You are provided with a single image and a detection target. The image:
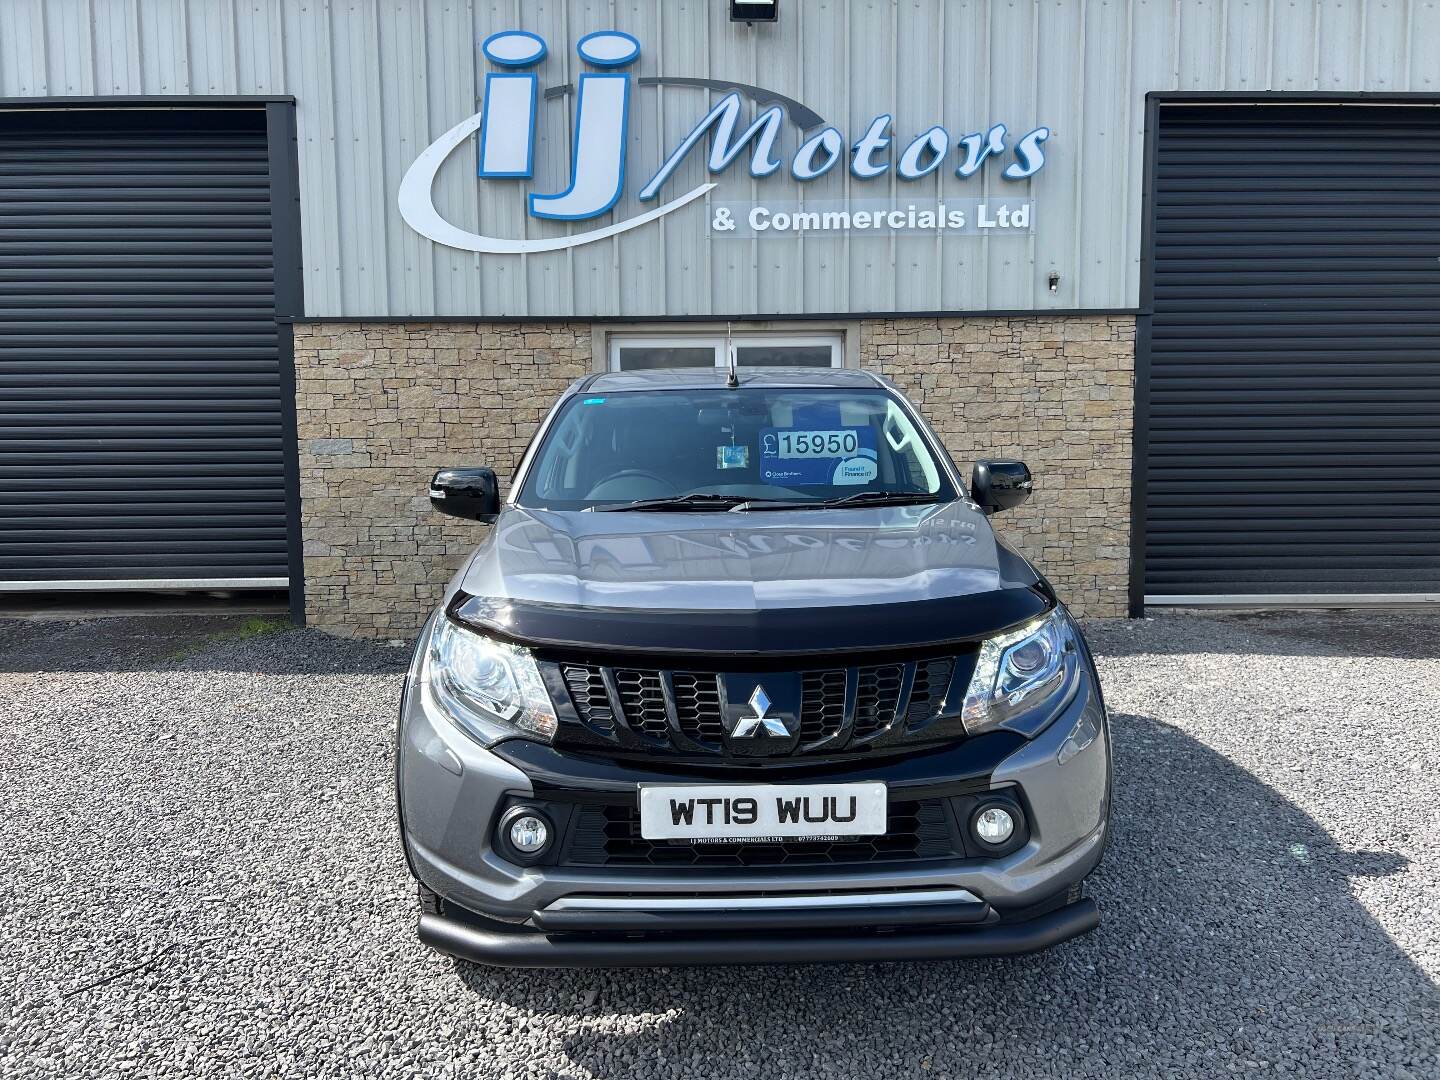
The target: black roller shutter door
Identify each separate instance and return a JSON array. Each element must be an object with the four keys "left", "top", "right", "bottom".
[
  {"left": 0, "top": 108, "right": 289, "bottom": 589},
  {"left": 1144, "top": 104, "right": 1440, "bottom": 601}
]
